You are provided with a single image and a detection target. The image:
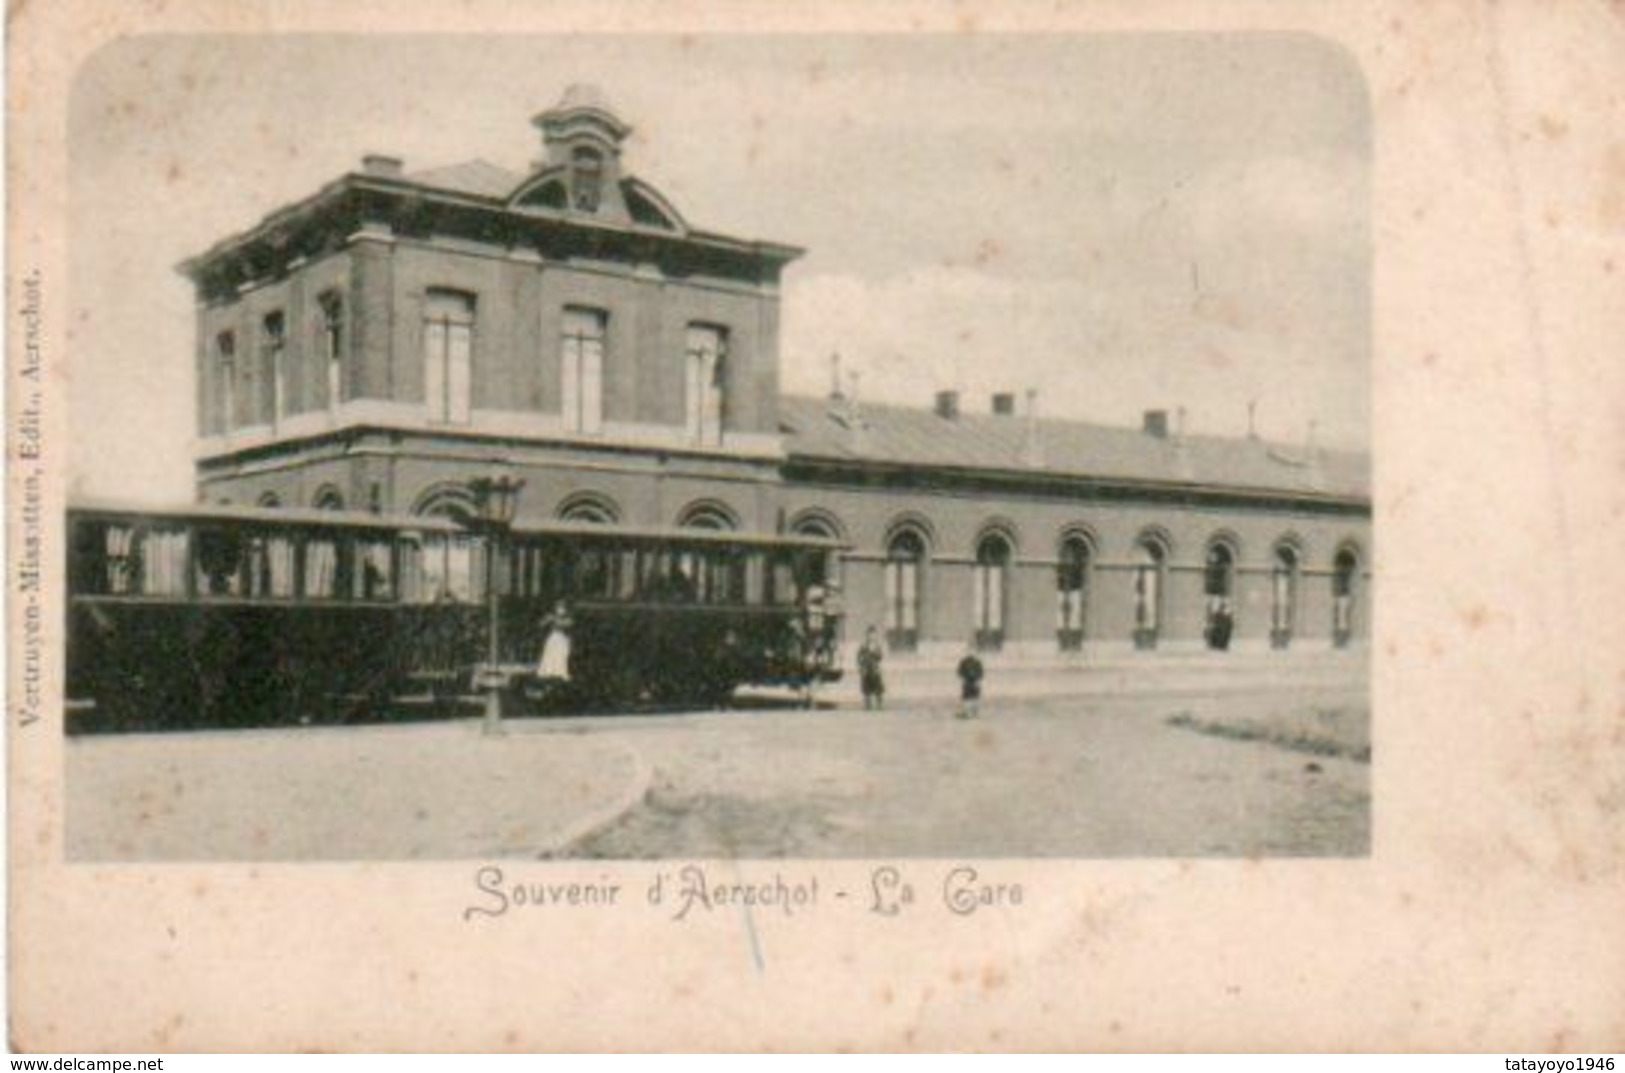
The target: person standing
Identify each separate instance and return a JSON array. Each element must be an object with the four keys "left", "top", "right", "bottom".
[
  {"left": 536, "top": 600, "right": 574, "bottom": 693},
  {"left": 956, "top": 641, "right": 985, "bottom": 720},
  {"left": 858, "top": 626, "right": 886, "bottom": 710}
]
